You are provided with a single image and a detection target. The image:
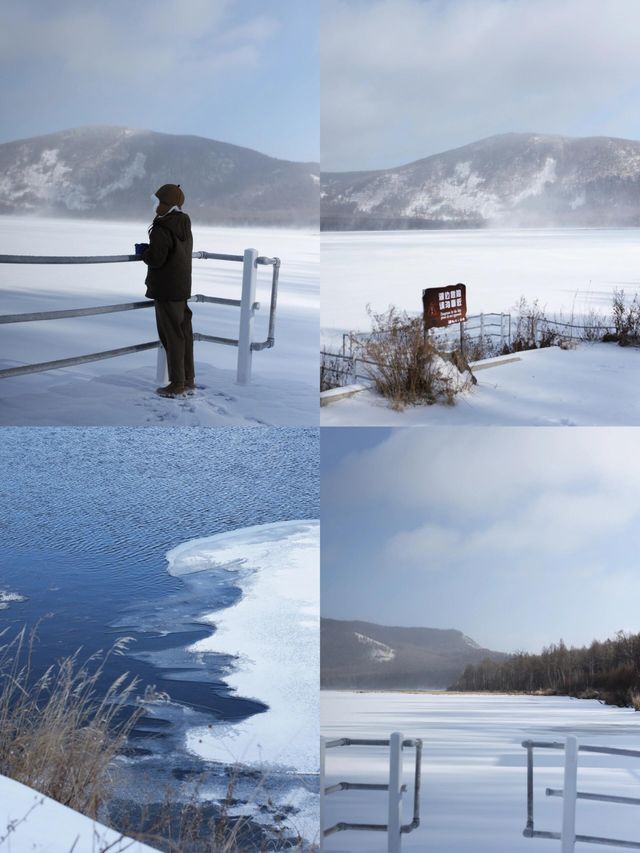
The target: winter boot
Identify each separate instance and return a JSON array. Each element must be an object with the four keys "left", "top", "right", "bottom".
[{"left": 156, "top": 382, "right": 186, "bottom": 397}]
